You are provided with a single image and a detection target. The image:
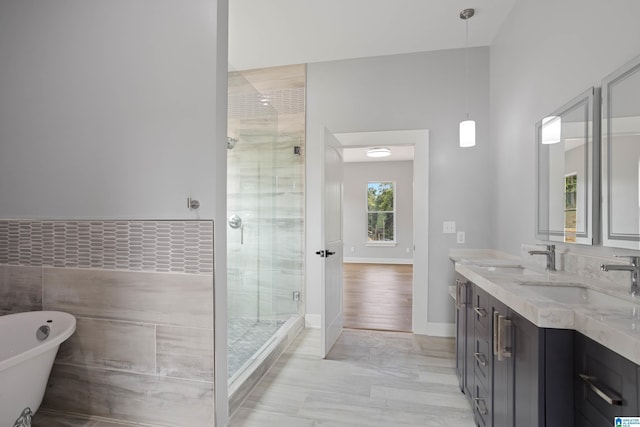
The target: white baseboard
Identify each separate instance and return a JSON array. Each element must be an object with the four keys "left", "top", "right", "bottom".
[
  {"left": 343, "top": 257, "right": 413, "bottom": 265},
  {"left": 305, "top": 314, "right": 321, "bottom": 329},
  {"left": 424, "top": 322, "right": 455, "bottom": 337}
]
